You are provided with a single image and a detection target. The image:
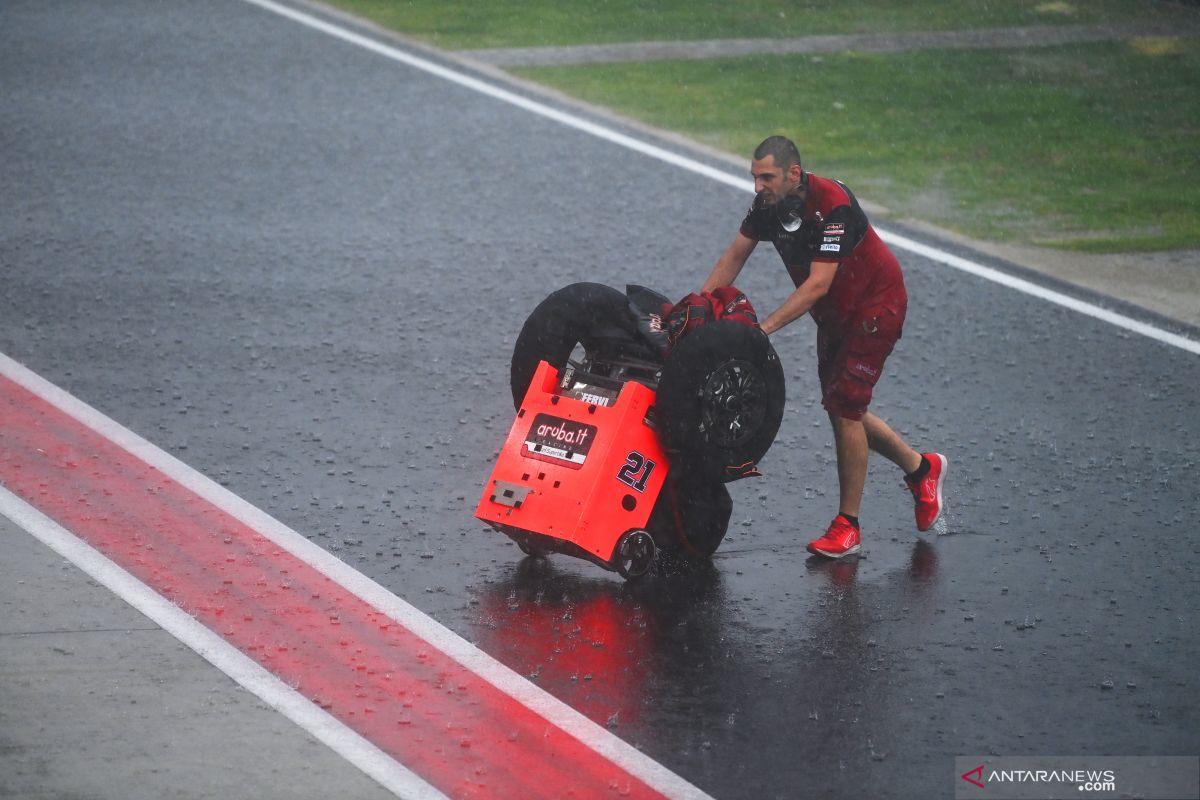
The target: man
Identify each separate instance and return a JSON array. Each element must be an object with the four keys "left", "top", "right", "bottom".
[{"left": 702, "top": 135, "right": 946, "bottom": 558}]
